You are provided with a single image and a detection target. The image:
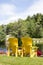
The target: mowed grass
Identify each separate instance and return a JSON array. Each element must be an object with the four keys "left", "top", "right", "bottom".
[{"left": 0, "top": 55, "right": 43, "bottom": 65}]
